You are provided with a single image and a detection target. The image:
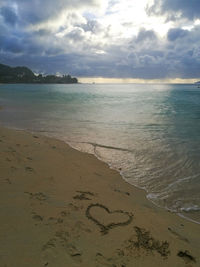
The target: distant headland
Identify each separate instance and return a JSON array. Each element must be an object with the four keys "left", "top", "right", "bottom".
[{"left": 0, "top": 63, "right": 78, "bottom": 84}]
